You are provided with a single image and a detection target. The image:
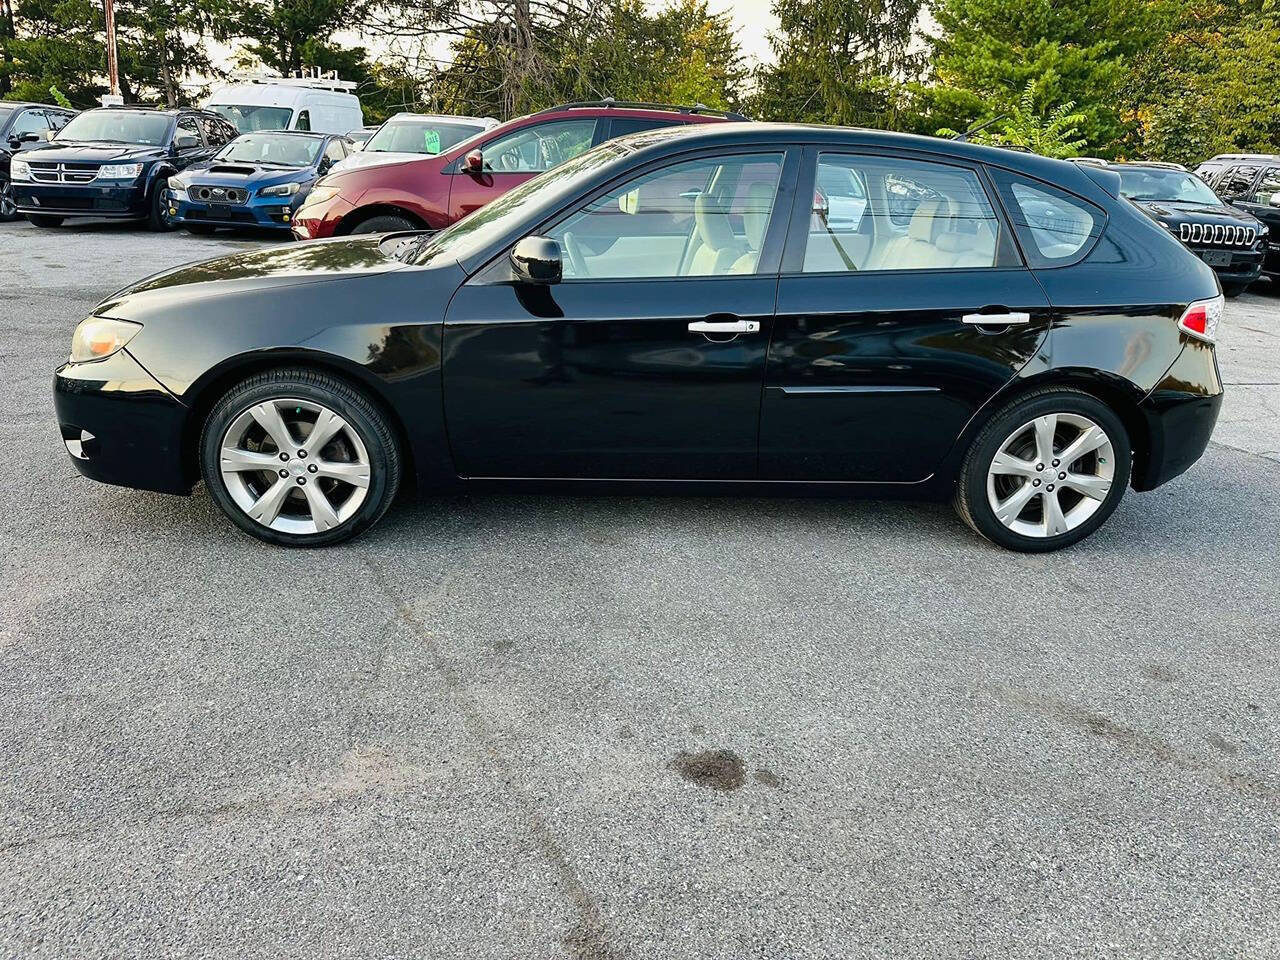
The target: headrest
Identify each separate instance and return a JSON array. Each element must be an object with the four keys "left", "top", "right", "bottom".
[
  {"left": 695, "top": 192, "right": 737, "bottom": 251},
  {"left": 742, "top": 181, "right": 774, "bottom": 249},
  {"left": 907, "top": 198, "right": 946, "bottom": 242}
]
